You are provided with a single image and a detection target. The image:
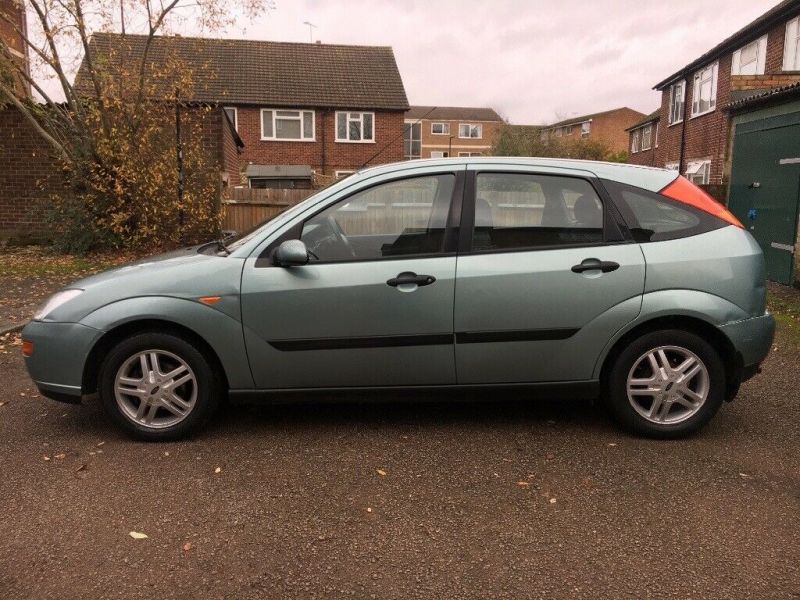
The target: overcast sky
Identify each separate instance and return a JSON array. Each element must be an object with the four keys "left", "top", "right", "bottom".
[{"left": 217, "top": 0, "right": 777, "bottom": 124}]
